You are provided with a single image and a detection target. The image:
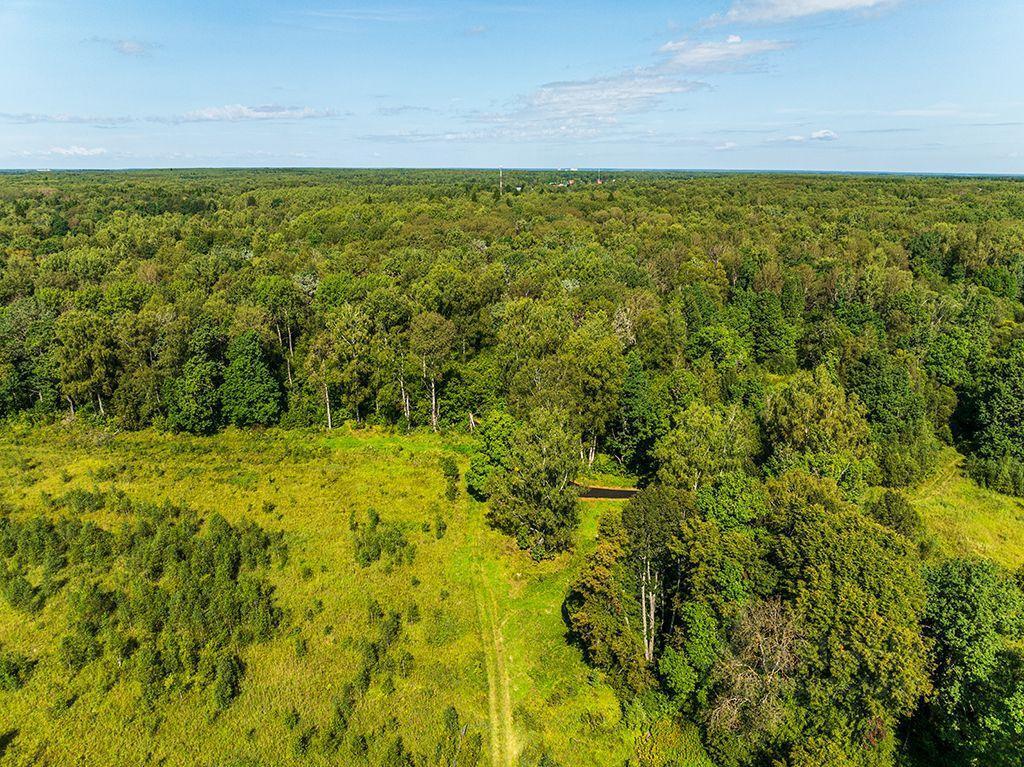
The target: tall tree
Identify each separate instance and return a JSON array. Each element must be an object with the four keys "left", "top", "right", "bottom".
[
  {"left": 487, "top": 410, "right": 581, "bottom": 558},
  {"left": 409, "top": 311, "right": 456, "bottom": 431},
  {"left": 55, "top": 310, "right": 118, "bottom": 416},
  {"left": 654, "top": 403, "right": 757, "bottom": 492},
  {"left": 219, "top": 331, "right": 281, "bottom": 427}
]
